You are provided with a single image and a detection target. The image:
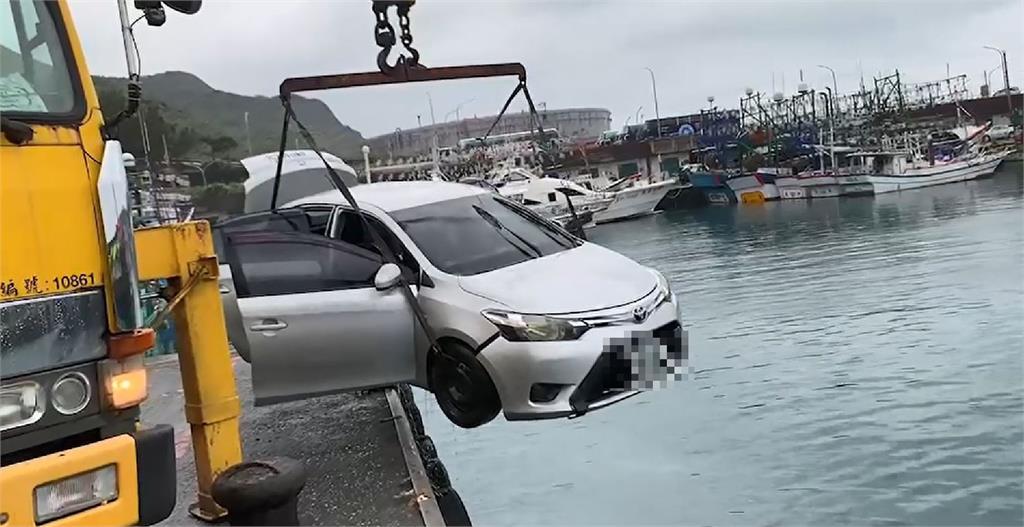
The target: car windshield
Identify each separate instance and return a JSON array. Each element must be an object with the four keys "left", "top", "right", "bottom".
[
  {"left": 0, "top": 0, "right": 78, "bottom": 117},
  {"left": 391, "top": 193, "right": 581, "bottom": 276}
]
